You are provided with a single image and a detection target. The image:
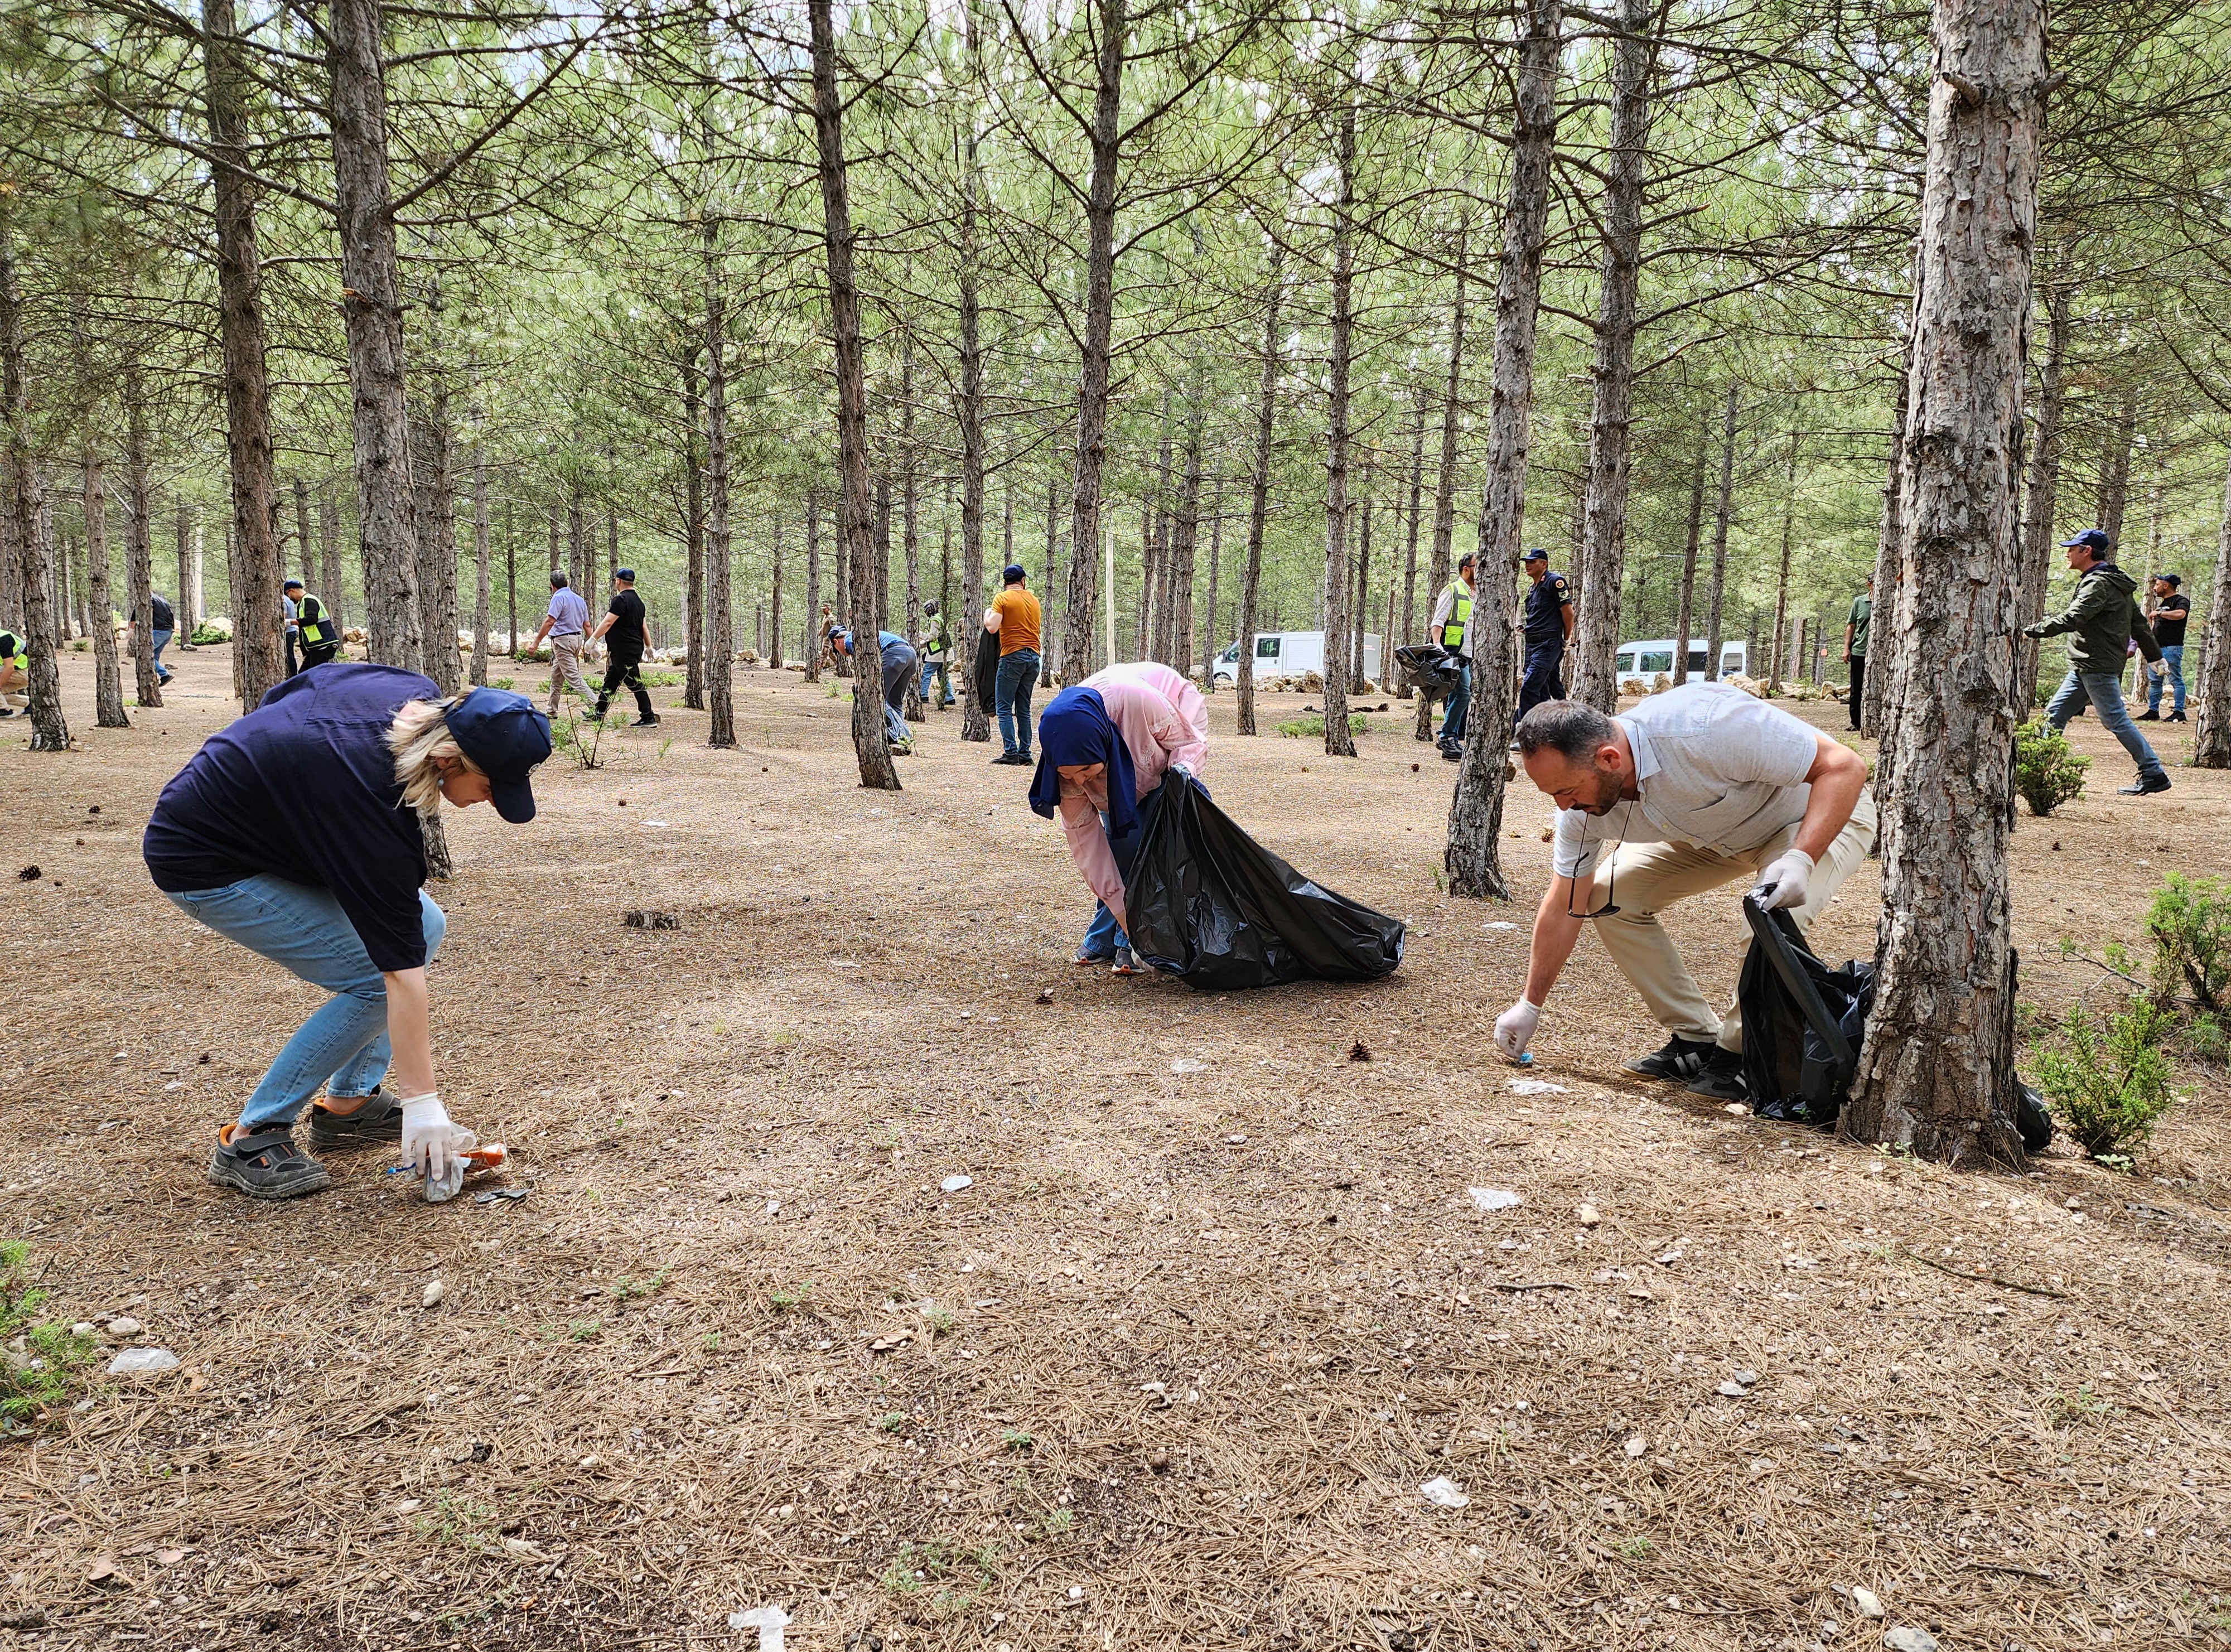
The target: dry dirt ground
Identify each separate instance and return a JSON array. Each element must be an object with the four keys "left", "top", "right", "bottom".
[{"left": 3, "top": 645, "right": 2229, "bottom": 1652}]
